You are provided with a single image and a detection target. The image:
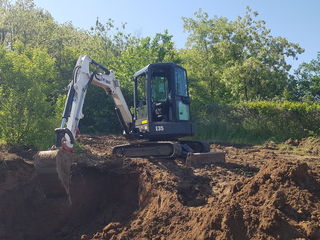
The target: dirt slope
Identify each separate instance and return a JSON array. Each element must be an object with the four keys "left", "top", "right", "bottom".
[{"left": 0, "top": 135, "right": 319, "bottom": 240}]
